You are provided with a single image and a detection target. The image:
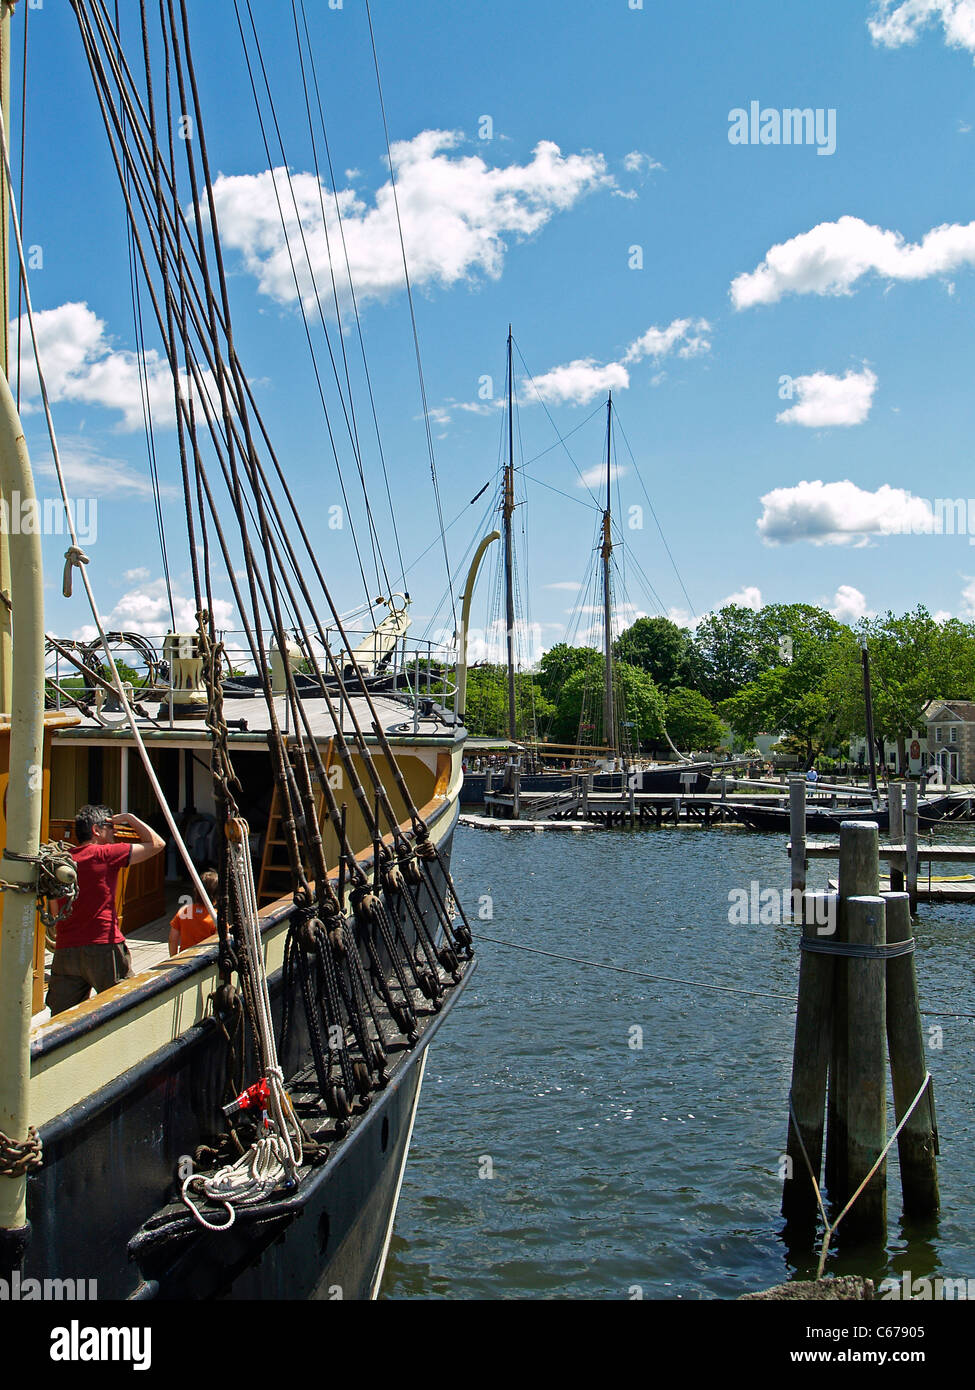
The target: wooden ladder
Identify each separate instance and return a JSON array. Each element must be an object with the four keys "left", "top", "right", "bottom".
[{"left": 257, "top": 742, "right": 334, "bottom": 905}]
